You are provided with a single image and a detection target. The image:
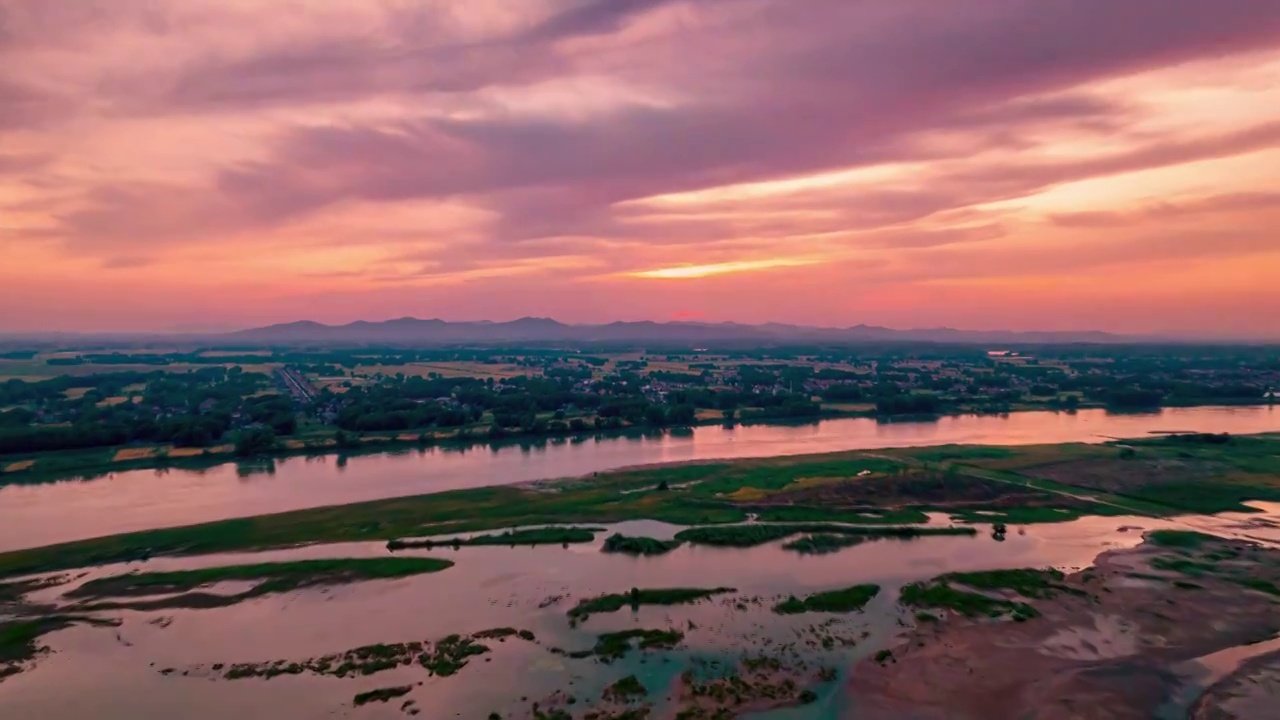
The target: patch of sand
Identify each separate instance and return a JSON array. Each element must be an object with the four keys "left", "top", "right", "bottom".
[
  {"left": 3, "top": 459, "right": 35, "bottom": 472},
  {"left": 112, "top": 448, "right": 155, "bottom": 462},
  {"left": 1040, "top": 613, "right": 1141, "bottom": 661},
  {"left": 848, "top": 534, "right": 1280, "bottom": 720}
]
